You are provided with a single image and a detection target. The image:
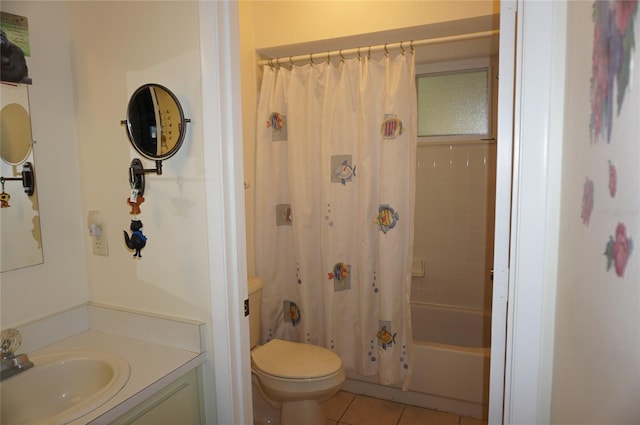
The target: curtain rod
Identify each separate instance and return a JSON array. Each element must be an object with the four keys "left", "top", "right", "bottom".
[{"left": 257, "top": 29, "right": 499, "bottom": 66}]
